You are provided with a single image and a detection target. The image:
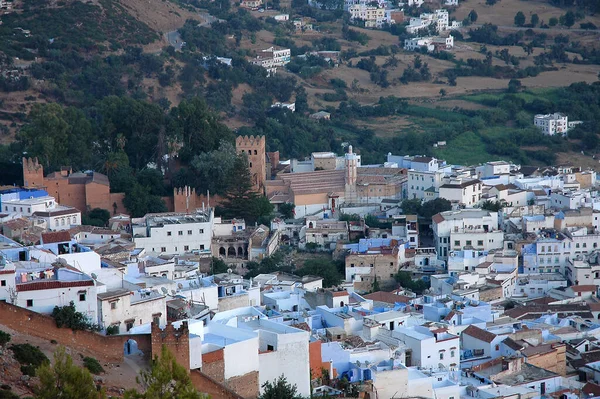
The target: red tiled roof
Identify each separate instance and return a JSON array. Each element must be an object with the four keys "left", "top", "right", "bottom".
[
  {"left": 589, "top": 302, "right": 600, "bottom": 311},
  {"left": 332, "top": 291, "right": 348, "bottom": 297},
  {"left": 432, "top": 214, "right": 444, "bottom": 224},
  {"left": 363, "top": 291, "right": 412, "bottom": 304},
  {"left": 571, "top": 285, "right": 597, "bottom": 292},
  {"left": 583, "top": 382, "right": 600, "bottom": 397},
  {"left": 17, "top": 280, "right": 93, "bottom": 292},
  {"left": 41, "top": 231, "right": 72, "bottom": 244},
  {"left": 462, "top": 325, "right": 497, "bottom": 343}
]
